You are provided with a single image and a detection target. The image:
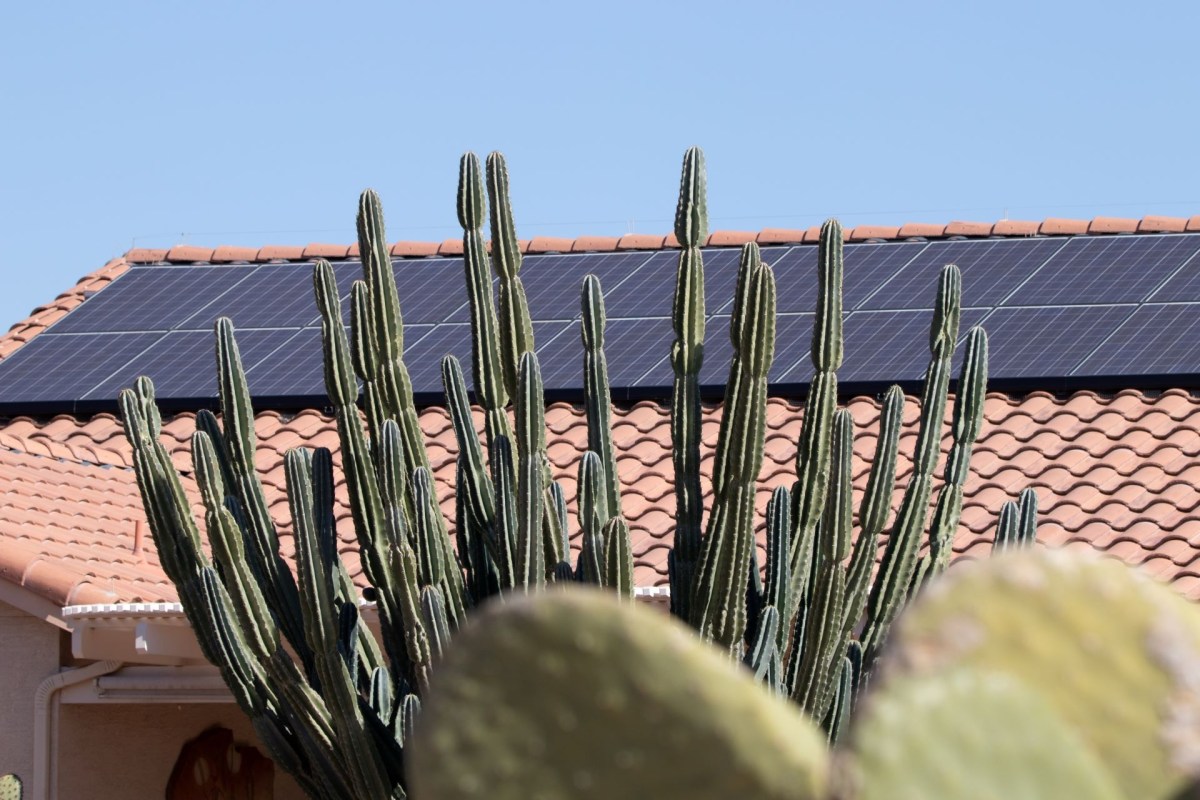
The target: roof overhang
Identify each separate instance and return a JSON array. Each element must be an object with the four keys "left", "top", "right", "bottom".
[{"left": 63, "top": 587, "right": 672, "bottom": 665}]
